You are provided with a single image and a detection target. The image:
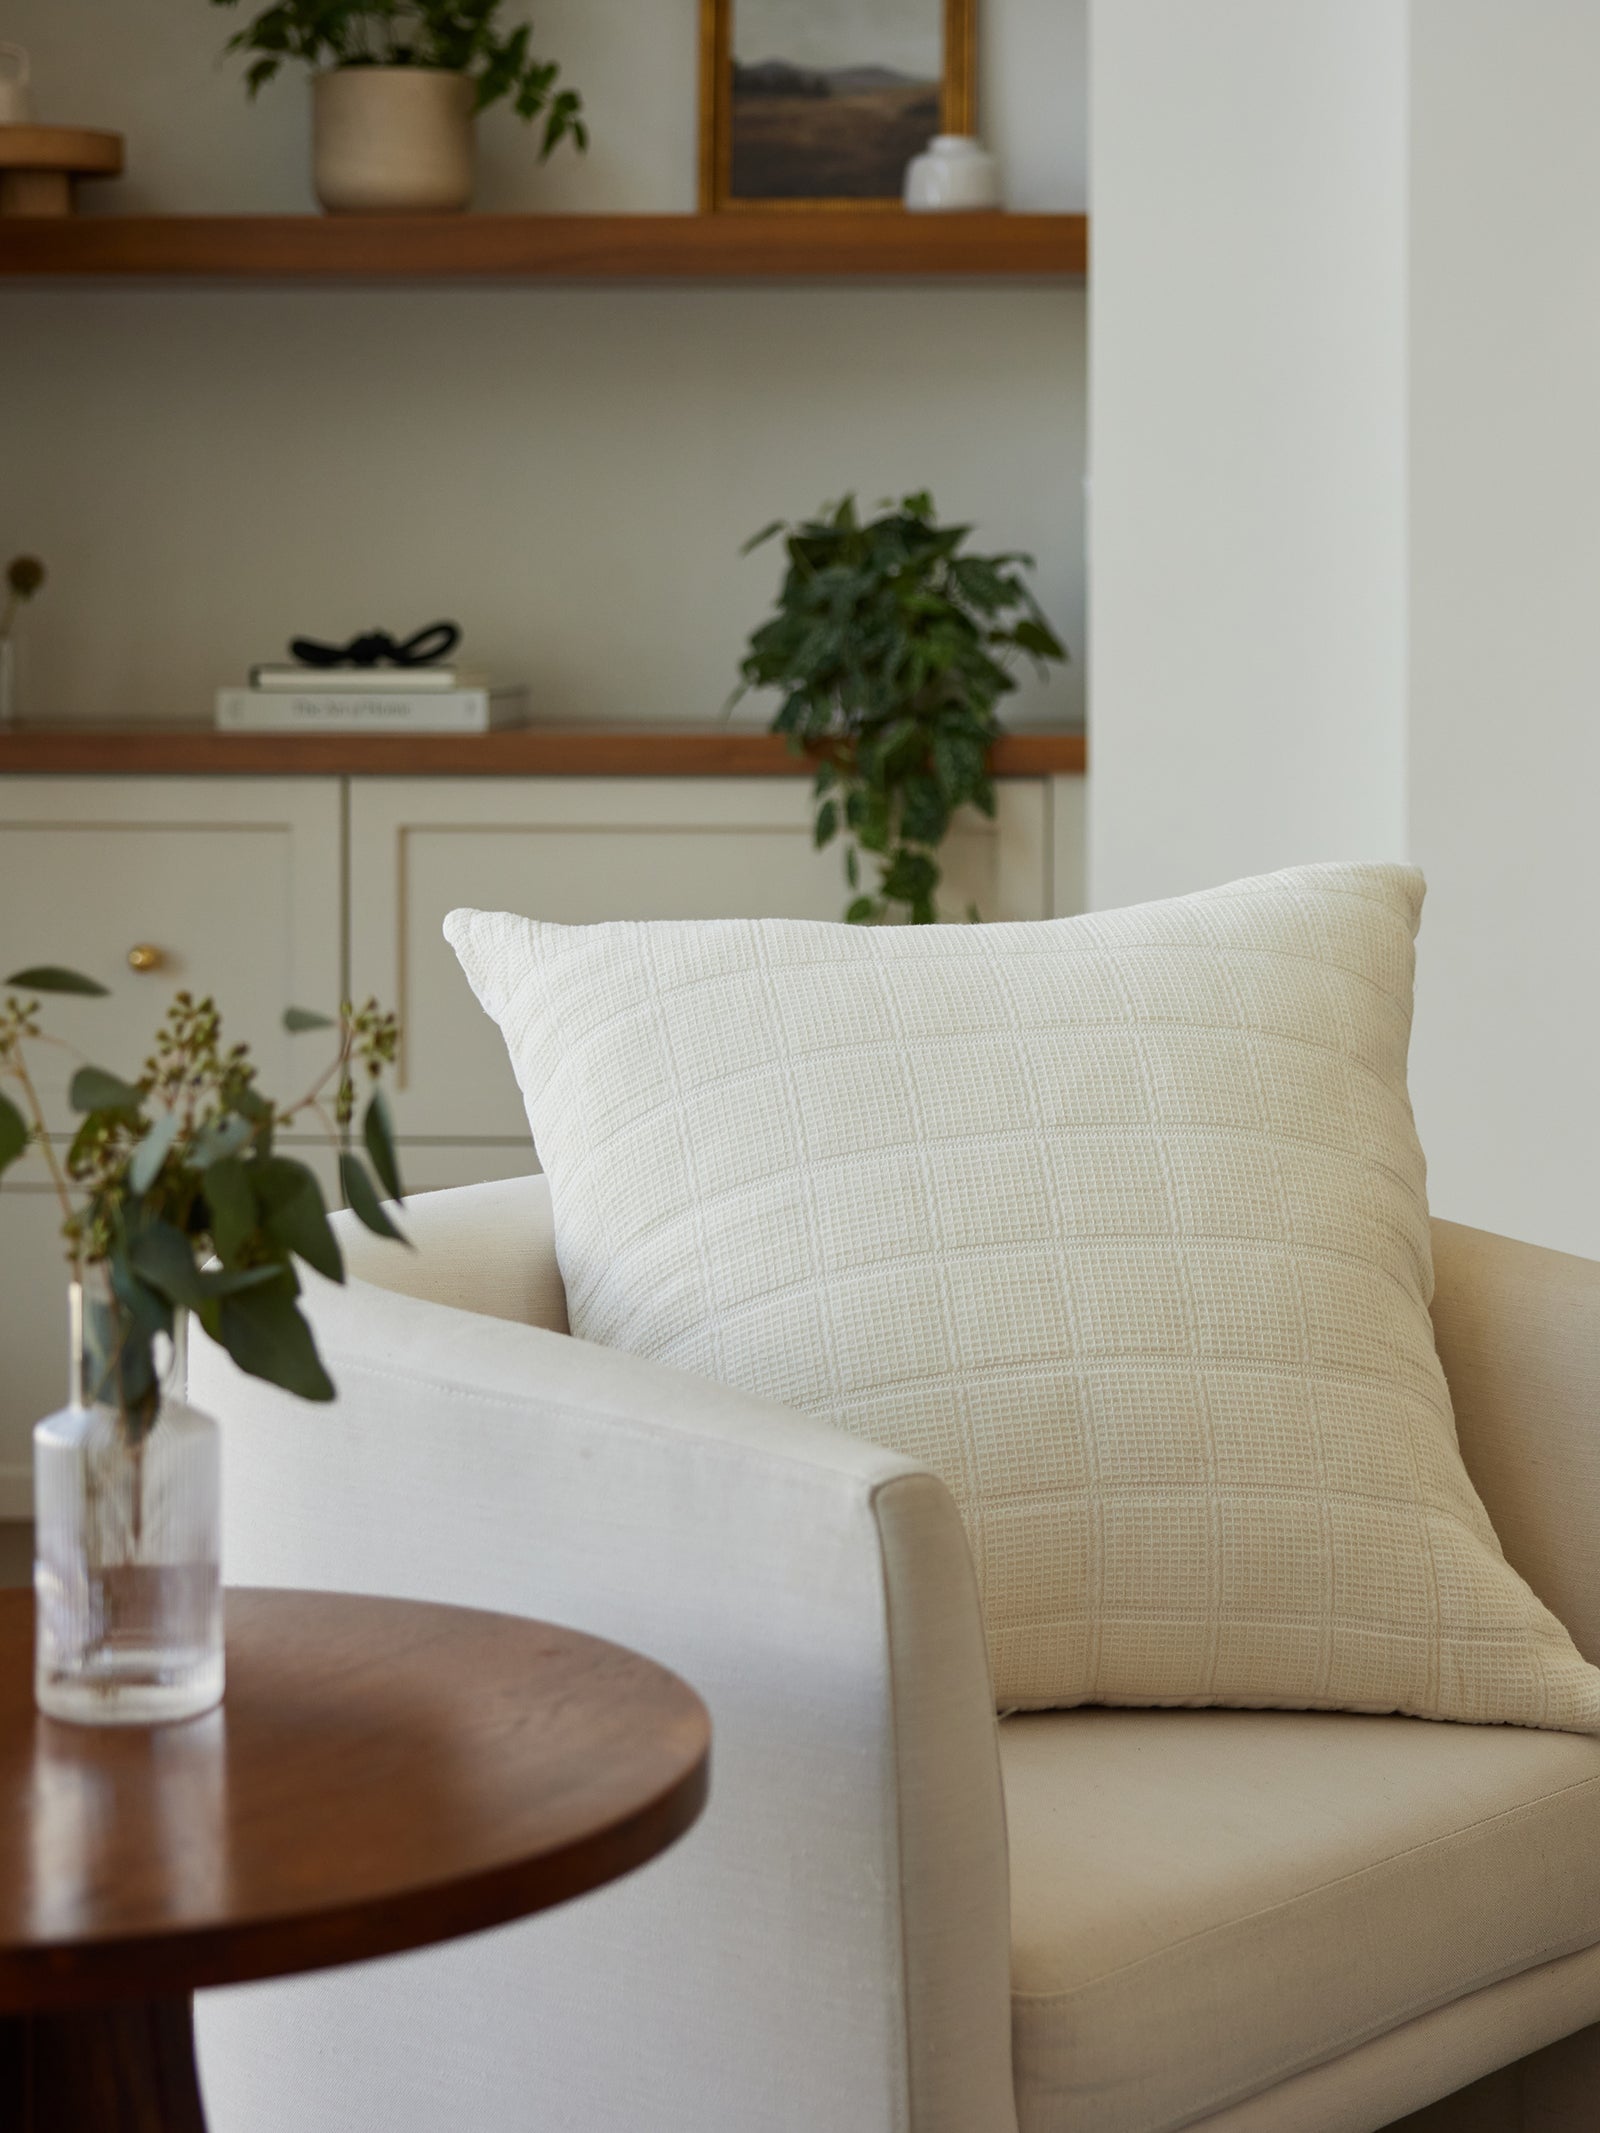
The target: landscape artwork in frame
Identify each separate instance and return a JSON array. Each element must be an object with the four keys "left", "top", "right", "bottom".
[{"left": 700, "top": 0, "right": 976, "bottom": 211}]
